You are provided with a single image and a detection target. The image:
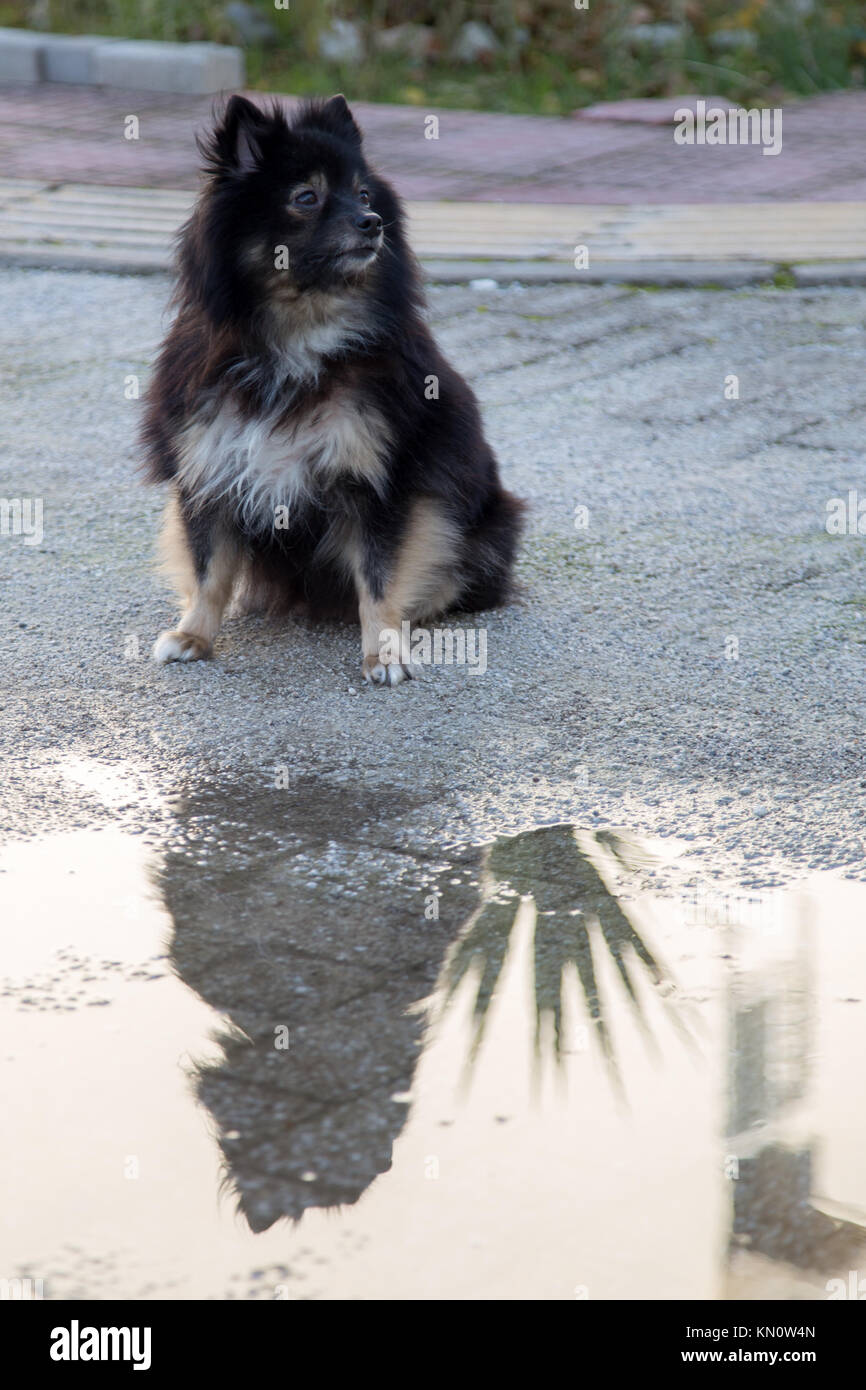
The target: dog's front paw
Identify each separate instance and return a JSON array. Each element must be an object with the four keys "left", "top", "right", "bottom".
[
  {"left": 152, "top": 630, "right": 212, "bottom": 664},
  {"left": 362, "top": 655, "right": 417, "bottom": 687}
]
